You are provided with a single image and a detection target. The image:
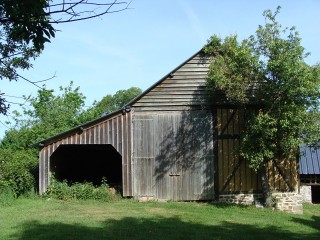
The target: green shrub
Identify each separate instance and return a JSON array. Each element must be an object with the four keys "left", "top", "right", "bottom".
[
  {"left": 44, "top": 177, "right": 118, "bottom": 201},
  {"left": 0, "top": 186, "right": 16, "bottom": 206},
  {"left": 0, "top": 148, "right": 37, "bottom": 196}
]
